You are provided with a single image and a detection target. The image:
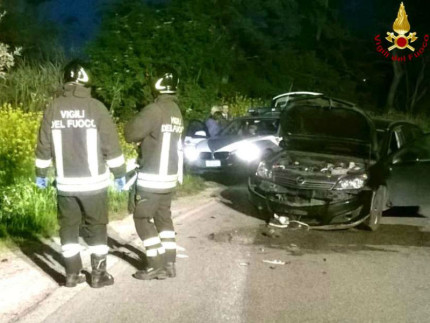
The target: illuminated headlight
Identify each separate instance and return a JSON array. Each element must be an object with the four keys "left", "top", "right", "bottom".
[
  {"left": 184, "top": 146, "right": 199, "bottom": 161},
  {"left": 334, "top": 174, "right": 368, "bottom": 190},
  {"left": 235, "top": 143, "right": 261, "bottom": 162},
  {"left": 256, "top": 161, "right": 272, "bottom": 179}
]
